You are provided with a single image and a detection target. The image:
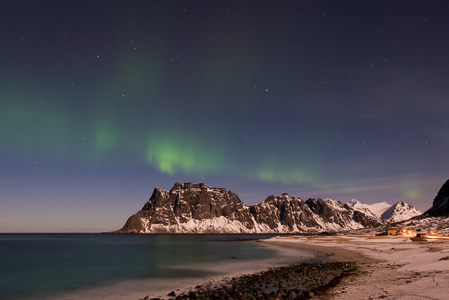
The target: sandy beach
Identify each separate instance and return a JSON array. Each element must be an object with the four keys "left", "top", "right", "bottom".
[
  {"left": 265, "top": 235, "right": 449, "bottom": 300},
  {"left": 49, "top": 234, "right": 449, "bottom": 300}
]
